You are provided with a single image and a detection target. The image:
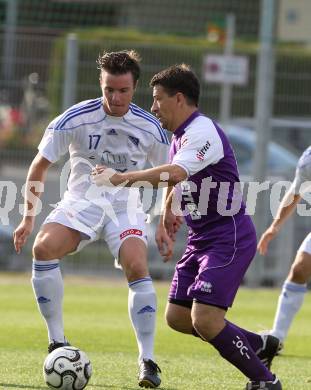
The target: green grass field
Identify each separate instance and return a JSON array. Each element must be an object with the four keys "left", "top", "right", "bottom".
[{"left": 0, "top": 273, "right": 311, "bottom": 390}]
